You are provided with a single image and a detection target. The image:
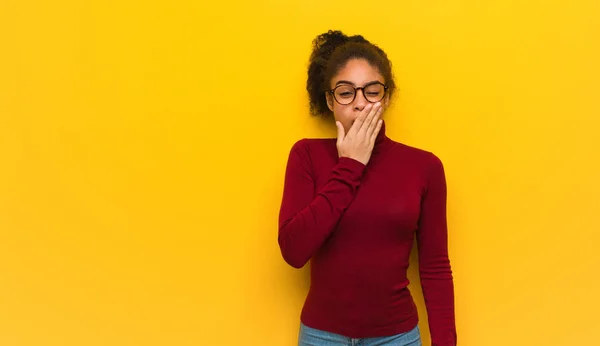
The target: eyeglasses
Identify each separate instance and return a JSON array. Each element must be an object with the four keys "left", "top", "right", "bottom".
[{"left": 328, "top": 82, "right": 388, "bottom": 105}]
